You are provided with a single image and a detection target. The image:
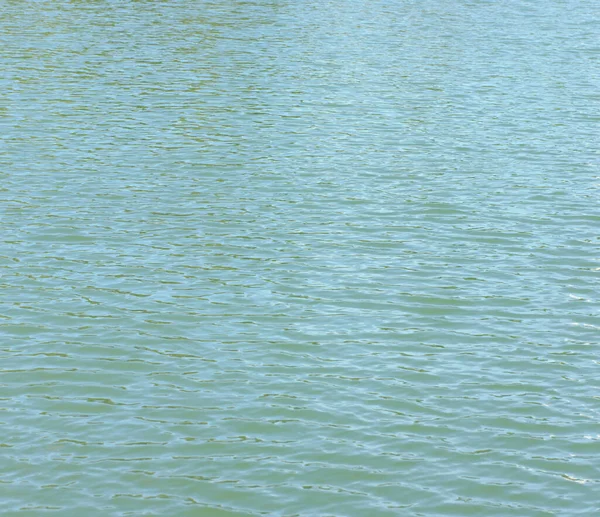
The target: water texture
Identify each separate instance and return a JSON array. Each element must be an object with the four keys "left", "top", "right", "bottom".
[{"left": 1, "top": 1, "right": 599, "bottom": 515}]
